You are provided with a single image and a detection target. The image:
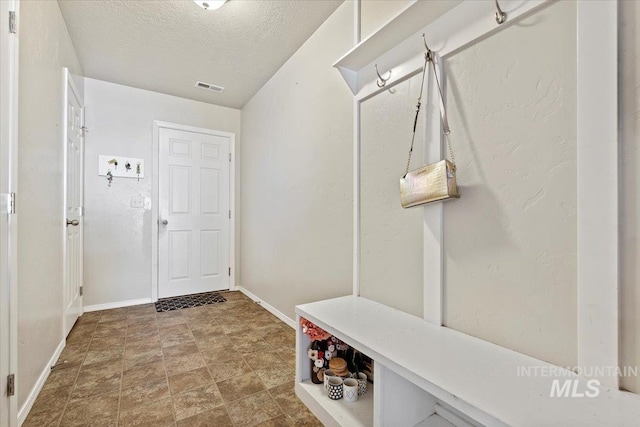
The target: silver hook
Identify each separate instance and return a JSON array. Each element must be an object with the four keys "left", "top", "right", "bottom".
[
  {"left": 495, "top": 0, "right": 506, "bottom": 24},
  {"left": 421, "top": 33, "right": 434, "bottom": 62},
  {"left": 374, "top": 64, "right": 391, "bottom": 88}
]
